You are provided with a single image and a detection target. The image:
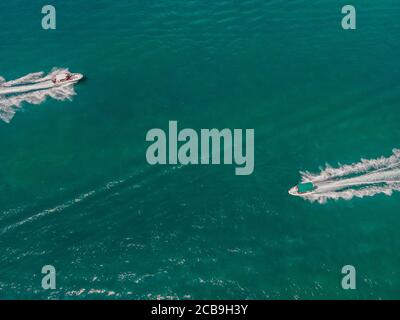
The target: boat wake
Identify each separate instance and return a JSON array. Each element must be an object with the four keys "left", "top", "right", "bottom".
[
  {"left": 296, "top": 149, "right": 400, "bottom": 204},
  {"left": 0, "top": 68, "right": 78, "bottom": 123}
]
